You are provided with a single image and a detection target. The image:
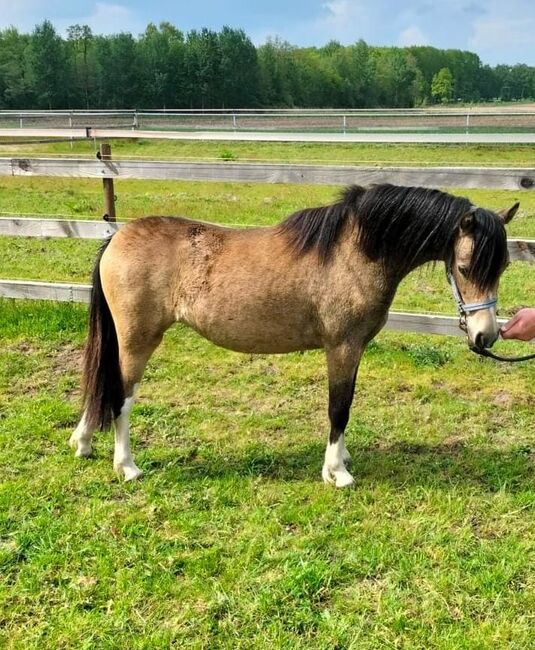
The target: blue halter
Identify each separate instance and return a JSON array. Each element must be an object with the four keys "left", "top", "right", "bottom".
[
  {"left": 446, "top": 268, "right": 497, "bottom": 319},
  {"left": 446, "top": 266, "right": 498, "bottom": 342}
]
